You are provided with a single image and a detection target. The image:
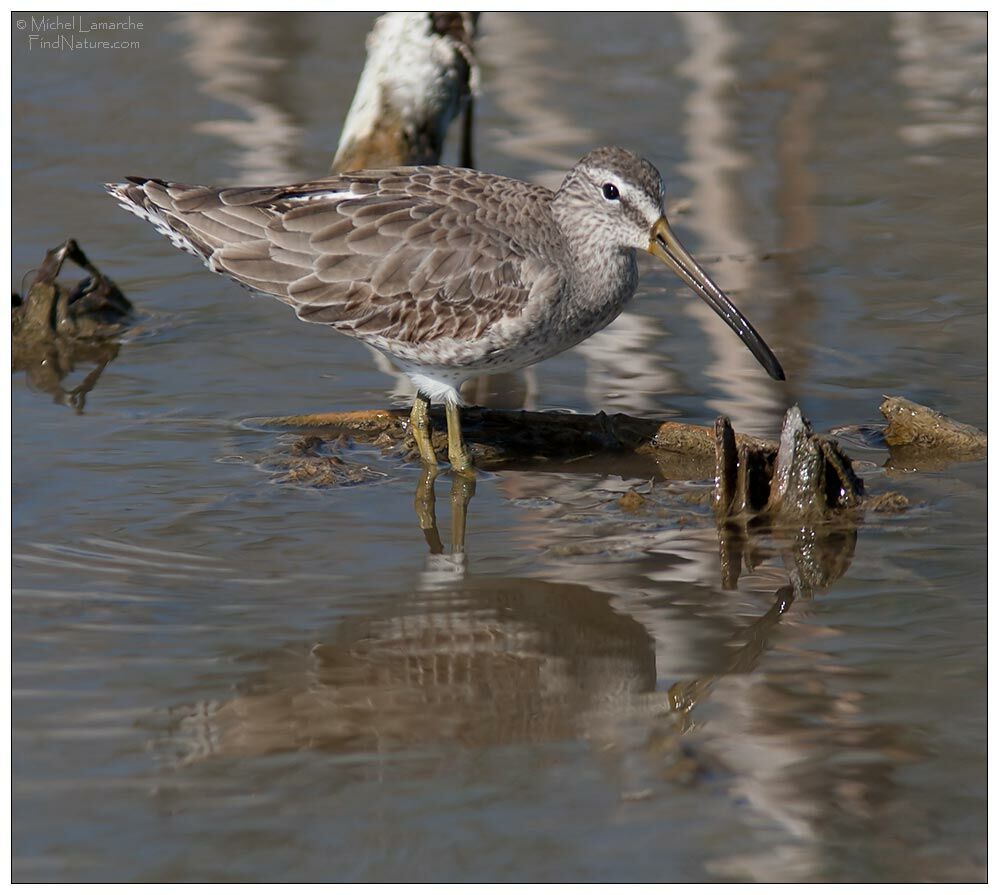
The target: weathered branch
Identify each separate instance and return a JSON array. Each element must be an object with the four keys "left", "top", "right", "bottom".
[
  {"left": 250, "top": 405, "right": 775, "bottom": 479},
  {"left": 256, "top": 395, "right": 983, "bottom": 473},
  {"left": 252, "top": 395, "right": 983, "bottom": 526}
]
